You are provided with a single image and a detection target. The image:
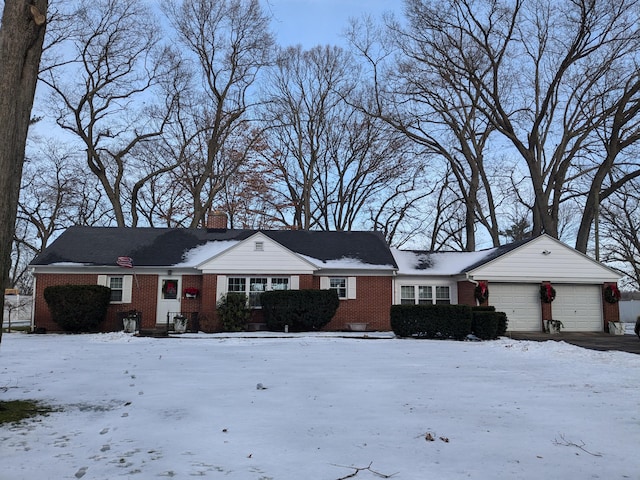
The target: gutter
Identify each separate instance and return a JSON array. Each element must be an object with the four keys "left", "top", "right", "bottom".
[{"left": 465, "top": 272, "right": 478, "bottom": 286}]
